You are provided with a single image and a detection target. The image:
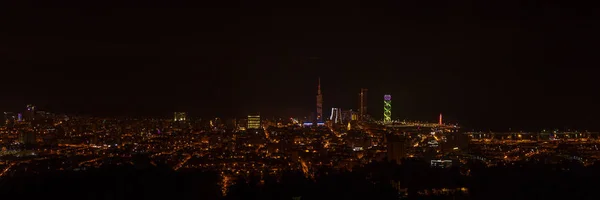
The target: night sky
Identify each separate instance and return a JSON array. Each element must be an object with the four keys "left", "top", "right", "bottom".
[{"left": 1, "top": 0, "right": 598, "bottom": 131}]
